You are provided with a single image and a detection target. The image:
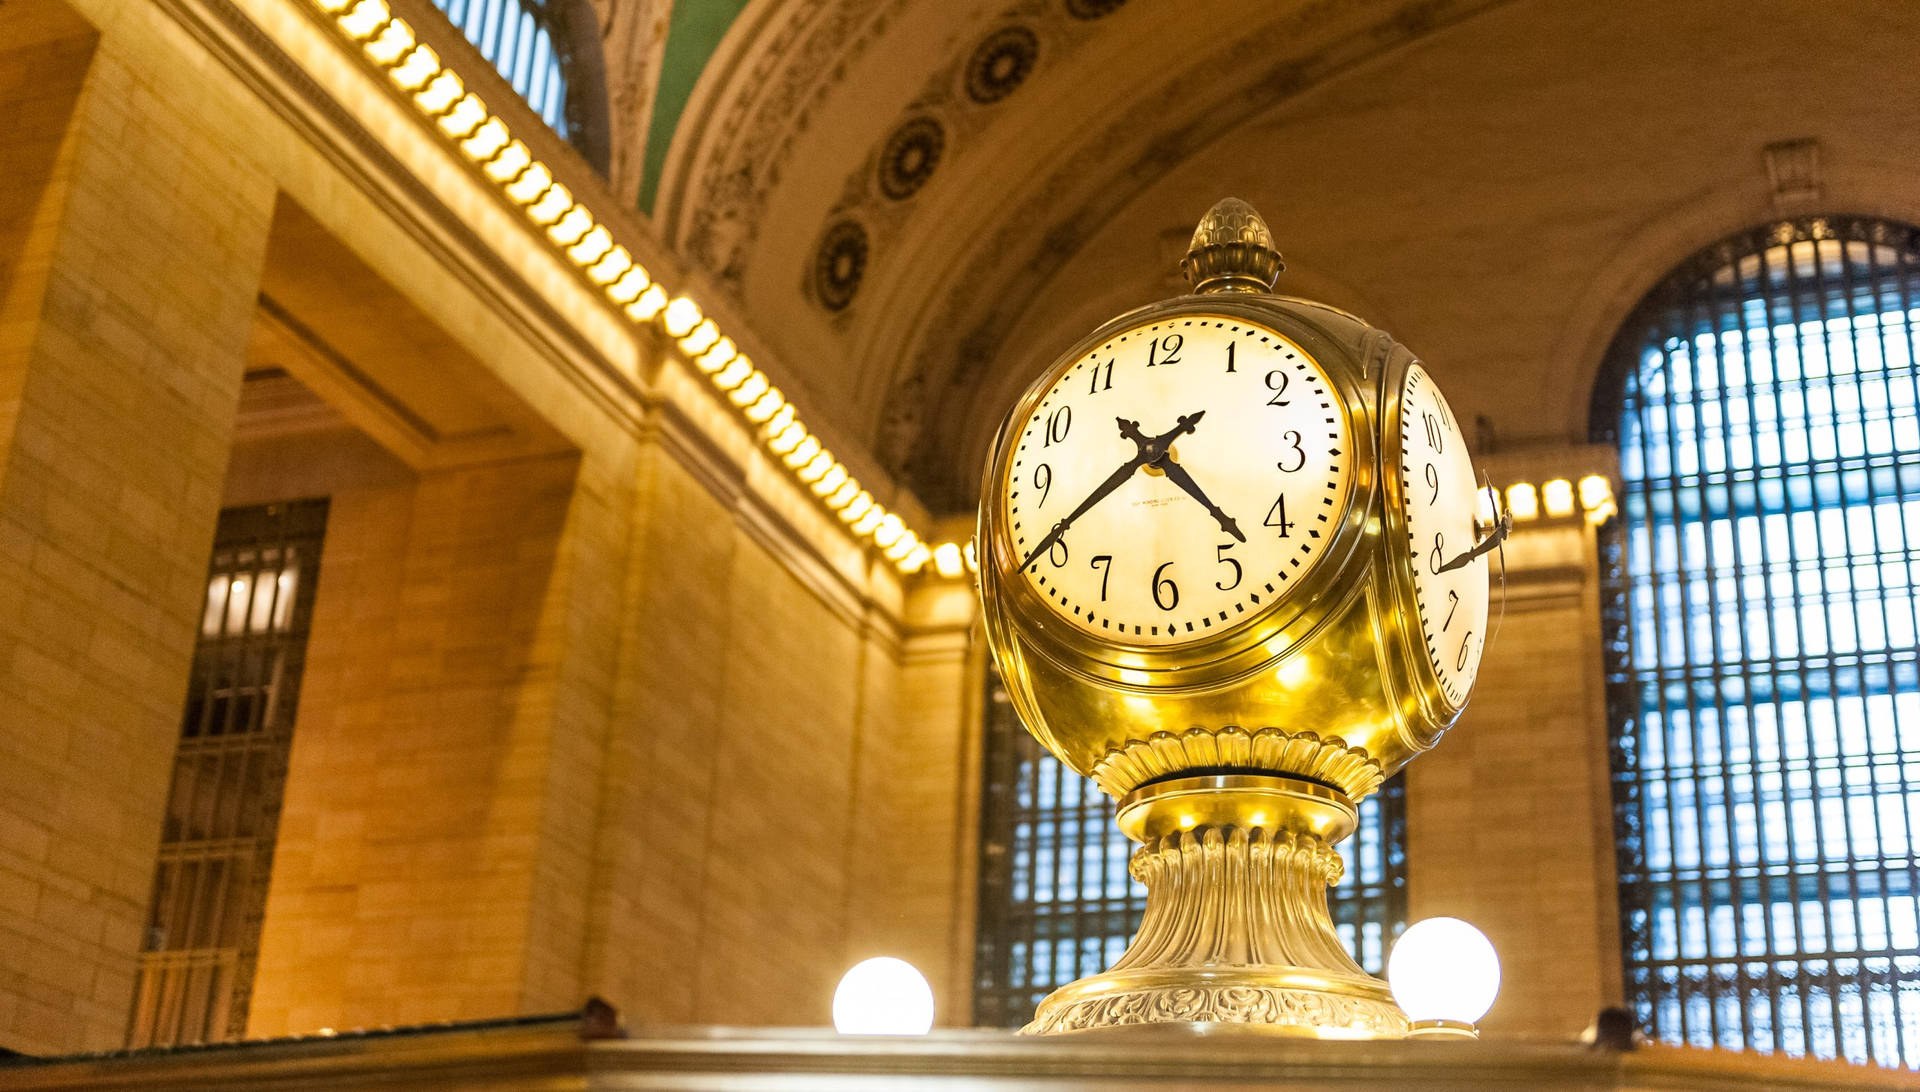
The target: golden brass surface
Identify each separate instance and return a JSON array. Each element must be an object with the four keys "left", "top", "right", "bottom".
[
  {"left": 977, "top": 199, "right": 1481, "bottom": 1036},
  {"left": 1407, "top": 1019, "right": 1482, "bottom": 1041},
  {"left": 1023, "top": 774, "right": 1407, "bottom": 1038}
]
